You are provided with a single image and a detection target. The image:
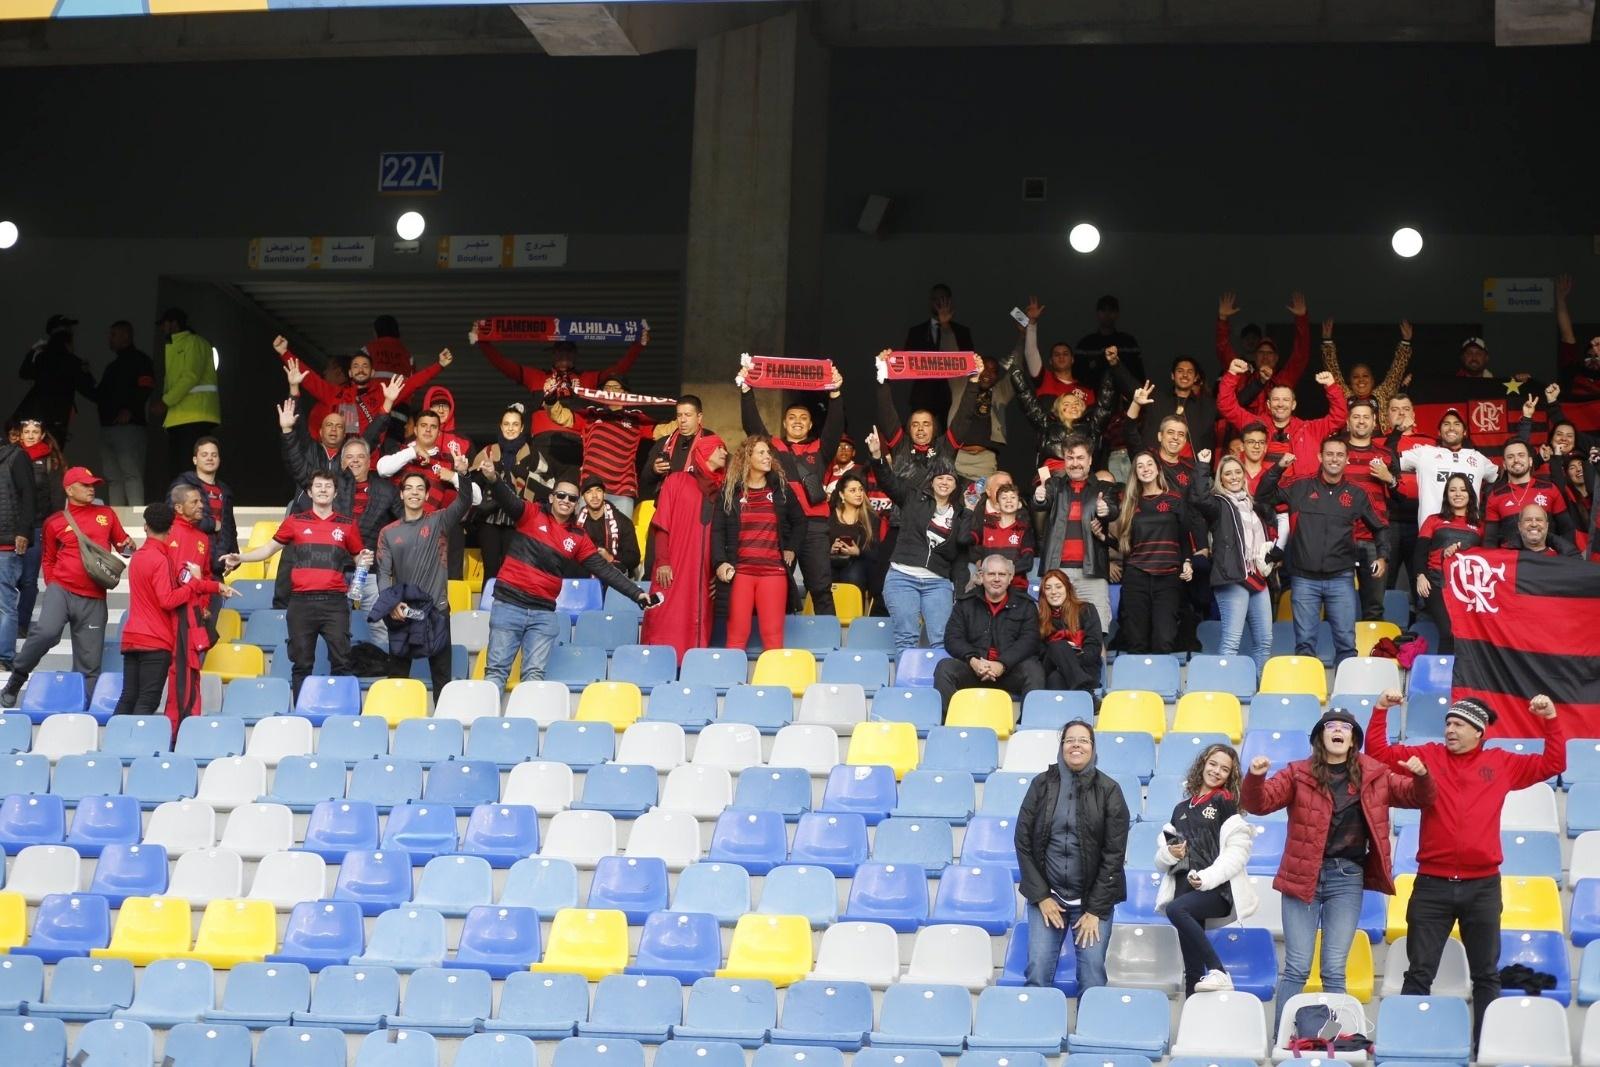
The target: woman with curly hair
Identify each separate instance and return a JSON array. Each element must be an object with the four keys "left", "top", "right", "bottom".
[{"left": 712, "top": 434, "right": 804, "bottom": 652}]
